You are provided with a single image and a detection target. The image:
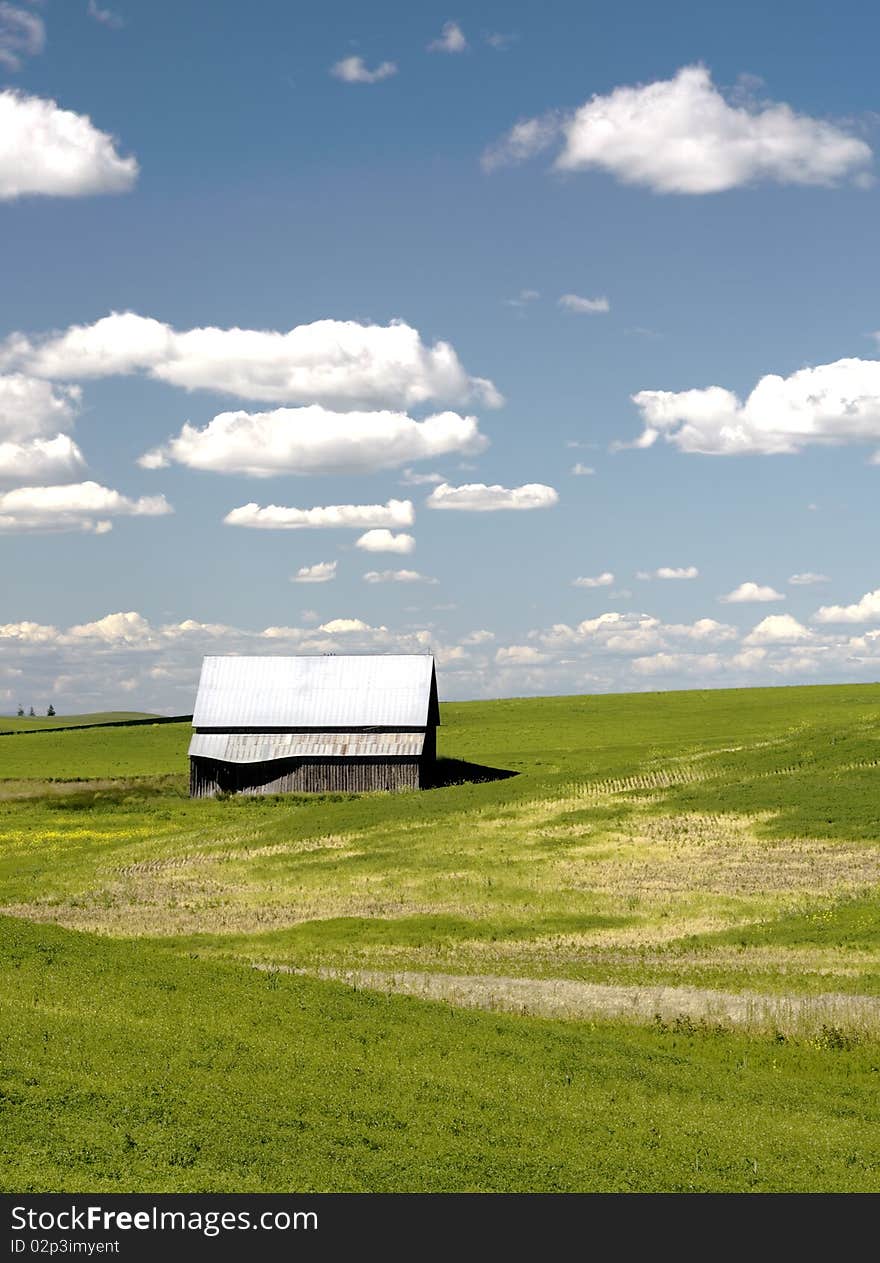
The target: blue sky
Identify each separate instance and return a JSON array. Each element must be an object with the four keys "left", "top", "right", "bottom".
[{"left": 2, "top": 0, "right": 880, "bottom": 712}]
